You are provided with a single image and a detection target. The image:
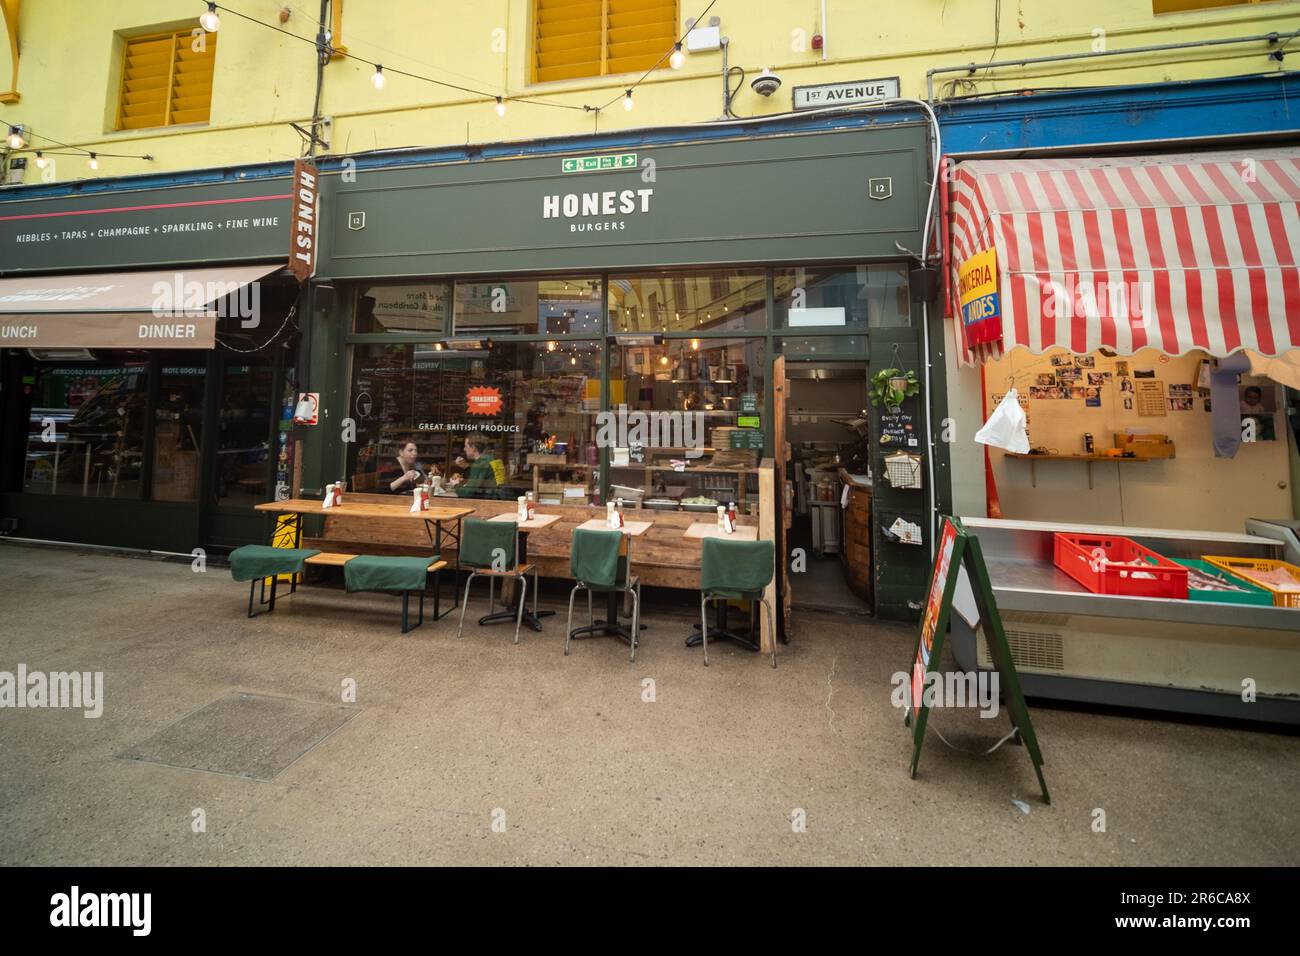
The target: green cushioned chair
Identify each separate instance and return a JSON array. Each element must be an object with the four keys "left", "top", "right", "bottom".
[
  {"left": 229, "top": 544, "right": 321, "bottom": 618},
  {"left": 456, "top": 518, "right": 531, "bottom": 644},
  {"left": 700, "top": 537, "right": 777, "bottom": 668},
  {"left": 564, "top": 528, "right": 640, "bottom": 662},
  {"left": 345, "top": 555, "right": 442, "bottom": 634}
]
